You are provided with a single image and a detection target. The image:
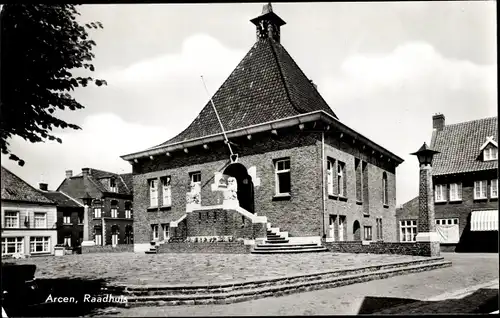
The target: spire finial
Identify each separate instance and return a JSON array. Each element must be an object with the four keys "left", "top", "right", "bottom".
[
  {"left": 262, "top": 3, "right": 273, "bottom": 14},
  {"left": 250, "top": 3, "right": 286, "bottom": 43}
]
